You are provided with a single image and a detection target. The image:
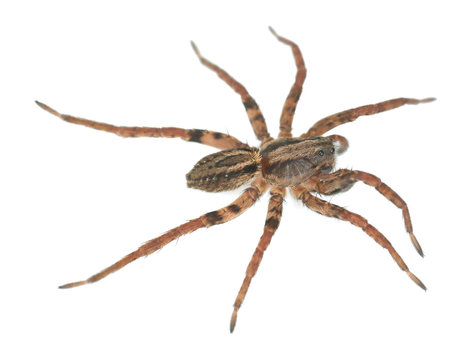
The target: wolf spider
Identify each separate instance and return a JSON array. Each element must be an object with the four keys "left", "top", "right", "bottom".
[{"left": 36, "top": 27, "right": 433, "bottom": 332}]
